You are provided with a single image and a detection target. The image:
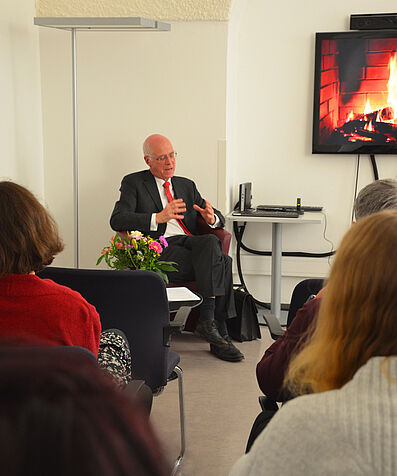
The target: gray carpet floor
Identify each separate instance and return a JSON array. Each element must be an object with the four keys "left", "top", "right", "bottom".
[{"left": 150, "top": 325, "right": 275, "bottom": 476}]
